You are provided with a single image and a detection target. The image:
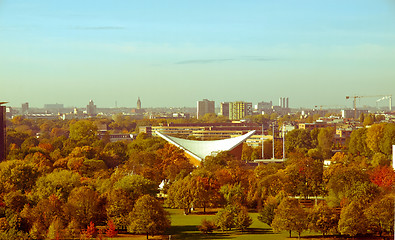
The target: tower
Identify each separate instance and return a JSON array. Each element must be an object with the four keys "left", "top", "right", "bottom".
[
  {"left": 86, "top": 100, "right": 97, "bottom": 116},
  {"left": 137, "top": 97, "right": 141, "bottom": 110},
  {"left": 0, "top": 102, "right": 7, "bottom": 161}
]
